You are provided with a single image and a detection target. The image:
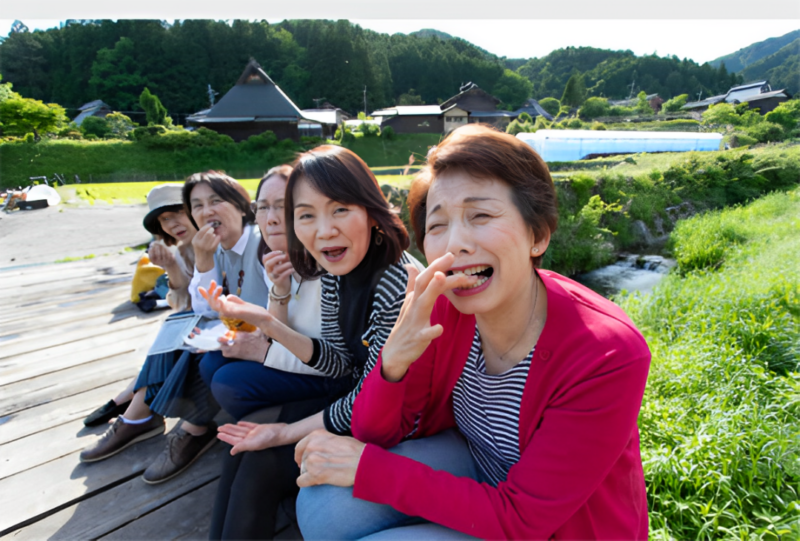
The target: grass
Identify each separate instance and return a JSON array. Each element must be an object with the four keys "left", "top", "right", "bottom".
[
  {"left": 341, "top": 133, "right": 442, "bottom": 168},
  {"left": 618, "top": 189, "right": 800, "bottom": 540},
  {"left": 55, "top": 254, "right": 96, "bottom": 263}
]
